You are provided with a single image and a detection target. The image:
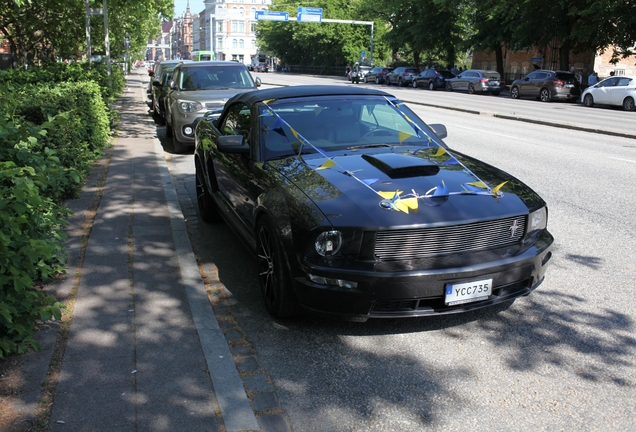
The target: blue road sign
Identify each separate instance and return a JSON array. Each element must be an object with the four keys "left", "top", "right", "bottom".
[
  {"left": 255, "top": 11, "right": 289, "bottom": 21},
  {"left": 297, "top": 7, "right": 322, "bottom": 22}
]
